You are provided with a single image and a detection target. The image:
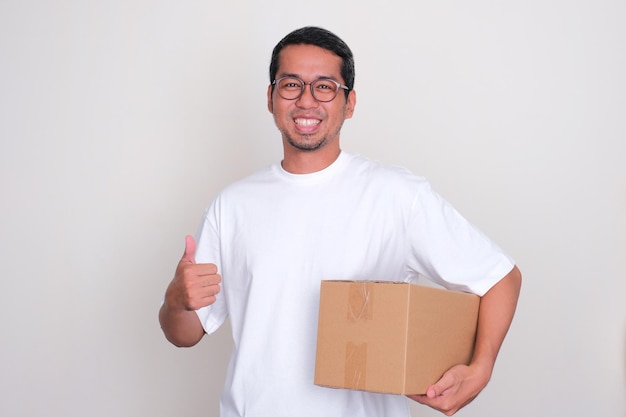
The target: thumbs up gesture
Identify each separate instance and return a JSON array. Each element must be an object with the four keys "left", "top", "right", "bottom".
[{"left": 165, "top": 235, "right": 222, "bottom": 311}]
